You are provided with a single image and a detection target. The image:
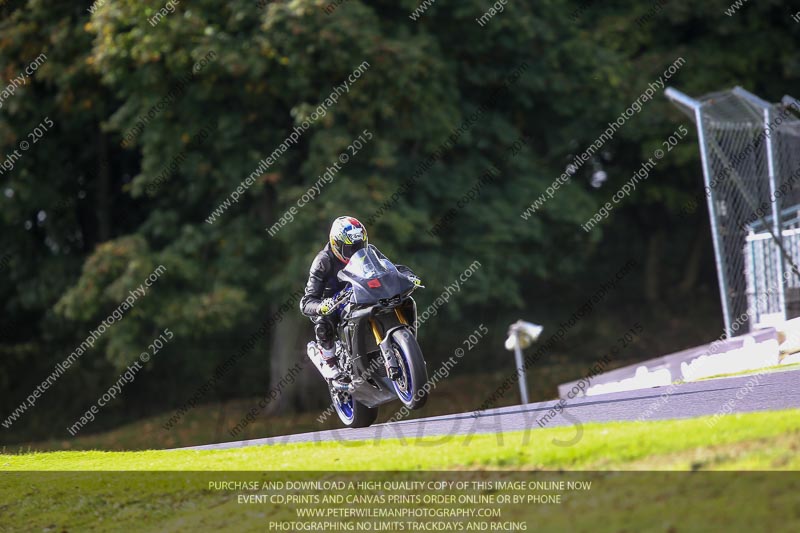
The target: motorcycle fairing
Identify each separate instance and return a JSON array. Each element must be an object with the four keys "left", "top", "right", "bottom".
[{"left": 337, "top": 245, "right": 415, "bottom": 305}]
